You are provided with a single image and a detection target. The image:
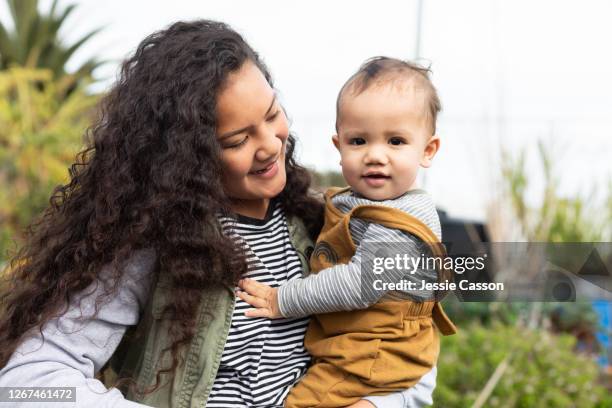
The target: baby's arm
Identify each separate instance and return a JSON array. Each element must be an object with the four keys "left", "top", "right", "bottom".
[
  {"left": 237, "top": 223, "right": 436, "bottom": 319},
  {"left": 0, "top": 249, "right": 156, "bottom": 408},
  {"left": 277, "top": 223, "right": 436, "bottom": 318}
]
